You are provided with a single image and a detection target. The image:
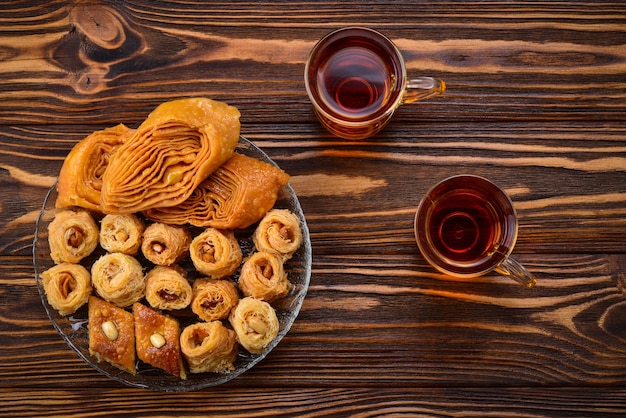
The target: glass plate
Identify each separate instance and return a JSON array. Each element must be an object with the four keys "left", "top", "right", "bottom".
[{"left": 33, "top": 136, "right": 311, "bottom": 391}]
